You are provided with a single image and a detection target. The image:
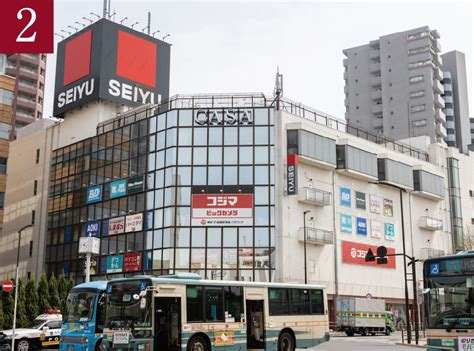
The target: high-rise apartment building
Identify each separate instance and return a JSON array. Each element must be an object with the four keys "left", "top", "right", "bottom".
[
  {"left": 440, "top": 51, "right": 471, "bottom": 153},
  {"left": 4, "top": 54, "right": 46, "bottom": 137},
  {"left": 343, "top": 26, "right": 446, "bottom": 143}
]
